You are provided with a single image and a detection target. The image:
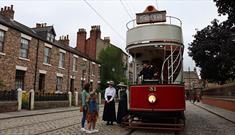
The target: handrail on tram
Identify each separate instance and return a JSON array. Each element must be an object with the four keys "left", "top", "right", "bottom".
[{"left": 126, "top": 16, "right": 182, "bottom": 30}]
